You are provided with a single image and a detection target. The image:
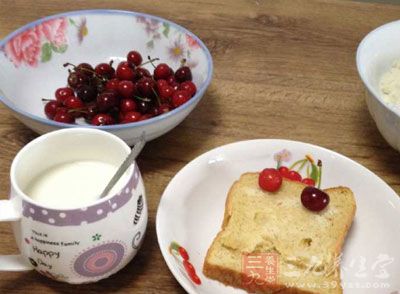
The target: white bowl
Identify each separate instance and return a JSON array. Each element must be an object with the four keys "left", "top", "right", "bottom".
[
  {"left": 0, "top": 10, "right": 213, "bottom": 145},
  {"left": 357, "top": 20, "right": 400, "bottom": 151}
]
